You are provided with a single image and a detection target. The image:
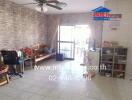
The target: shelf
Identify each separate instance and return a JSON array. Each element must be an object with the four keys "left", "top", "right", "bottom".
[
  {"left": 100, "top": 68, "right": 112, "bottom": 71},
  {"left": 102, "top": 47, "right": 114, "bottom": 49},
  {"left": 113, "top": 76, "right": 125, "bottom": 79},
  {"left": 114, "top": 62, "right": 127, "bottom": 64},
  {"left": 115, "top": 55, "right": 127, "bottom": 57},
  {"left": 105, "top": 69, "right": 112, "bottom": 71},
  {"left": 100, "top": 47, "right": 127, "bottom": 79},
  {"left": 102, "top": 54, "right": 113, "bottom": 56},
  {"left": 101, "top": 61, "right": 113, "bottom": 64},
  {"left": 113, "top": 69, "right": 125, "bottom": 72}
]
